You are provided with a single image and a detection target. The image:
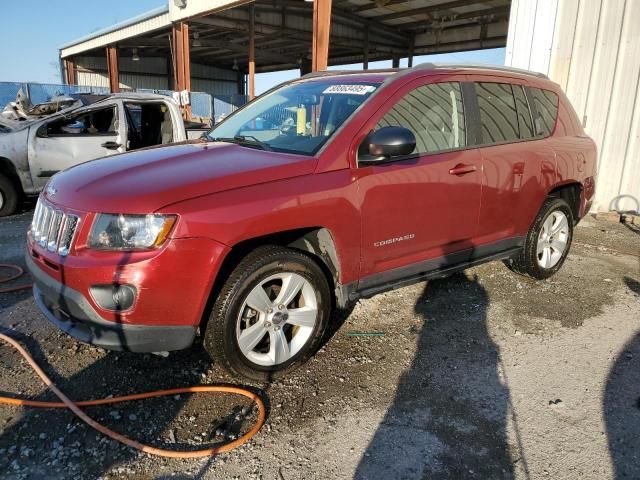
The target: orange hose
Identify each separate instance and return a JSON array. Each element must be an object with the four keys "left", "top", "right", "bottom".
[
  {"left": 0, "top": 264, "right": 32, "bottom": 293},
  {"left": 0, "top": 332, "right": 266, "bottom": 458},
  {"left": 0, "top": 262, "right": 266, "bottom": 458}
]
